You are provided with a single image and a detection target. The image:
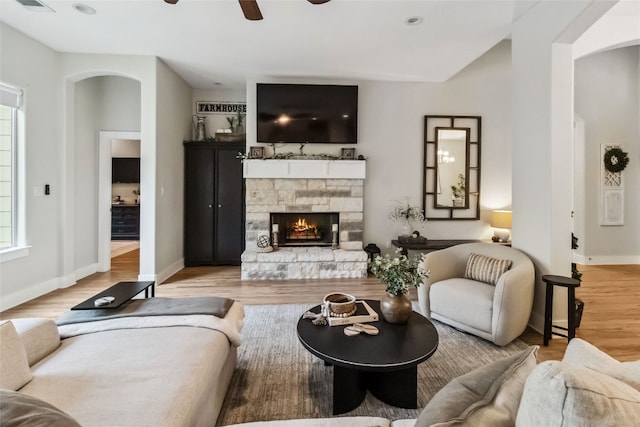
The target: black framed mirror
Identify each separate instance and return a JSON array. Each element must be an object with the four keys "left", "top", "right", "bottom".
[{"left": 423, "top": 115, "right": 481, "bottom": 220}]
